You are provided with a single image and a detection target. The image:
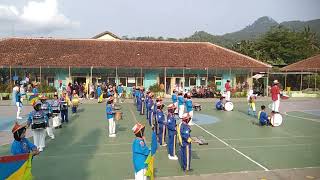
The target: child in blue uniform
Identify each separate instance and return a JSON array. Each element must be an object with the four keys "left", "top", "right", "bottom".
[
  {"left": 147, "top": 92, "right": 154, "bottom": 126},
  {"left": 216, "top": 97, "right": 225, "bottom": 110},
  {"left": 145, "top": 91, "right": 150, "bottom": 120},
  {"left": 106, "top": 97, "right": 116, "bottom": 137},
  {"left": 11, "top": 122, "right": 40, "bottom": 156},
  {"left": 157, "top": 102, "right": 167, "bottom": 146},
  {"left": 172, "top": 90, "right": 178, "bottom": 114},
  {"left": 178, "top": 92, "right": 185, "bottom": 118},
  {"left": 178, "top": 113, "right": 192, "bottom": 171},
  {"left": 258, "top": 105, "right": 270, "bottom": 126},
  {"left": 167, "top": 104, "right": 178, "bottom": 160},
  {"left": 132, "top": 123, "right": 150, "bottom": 180},
  {"left": 185, "top": 93, "right": 193, "bottom": 125}
]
